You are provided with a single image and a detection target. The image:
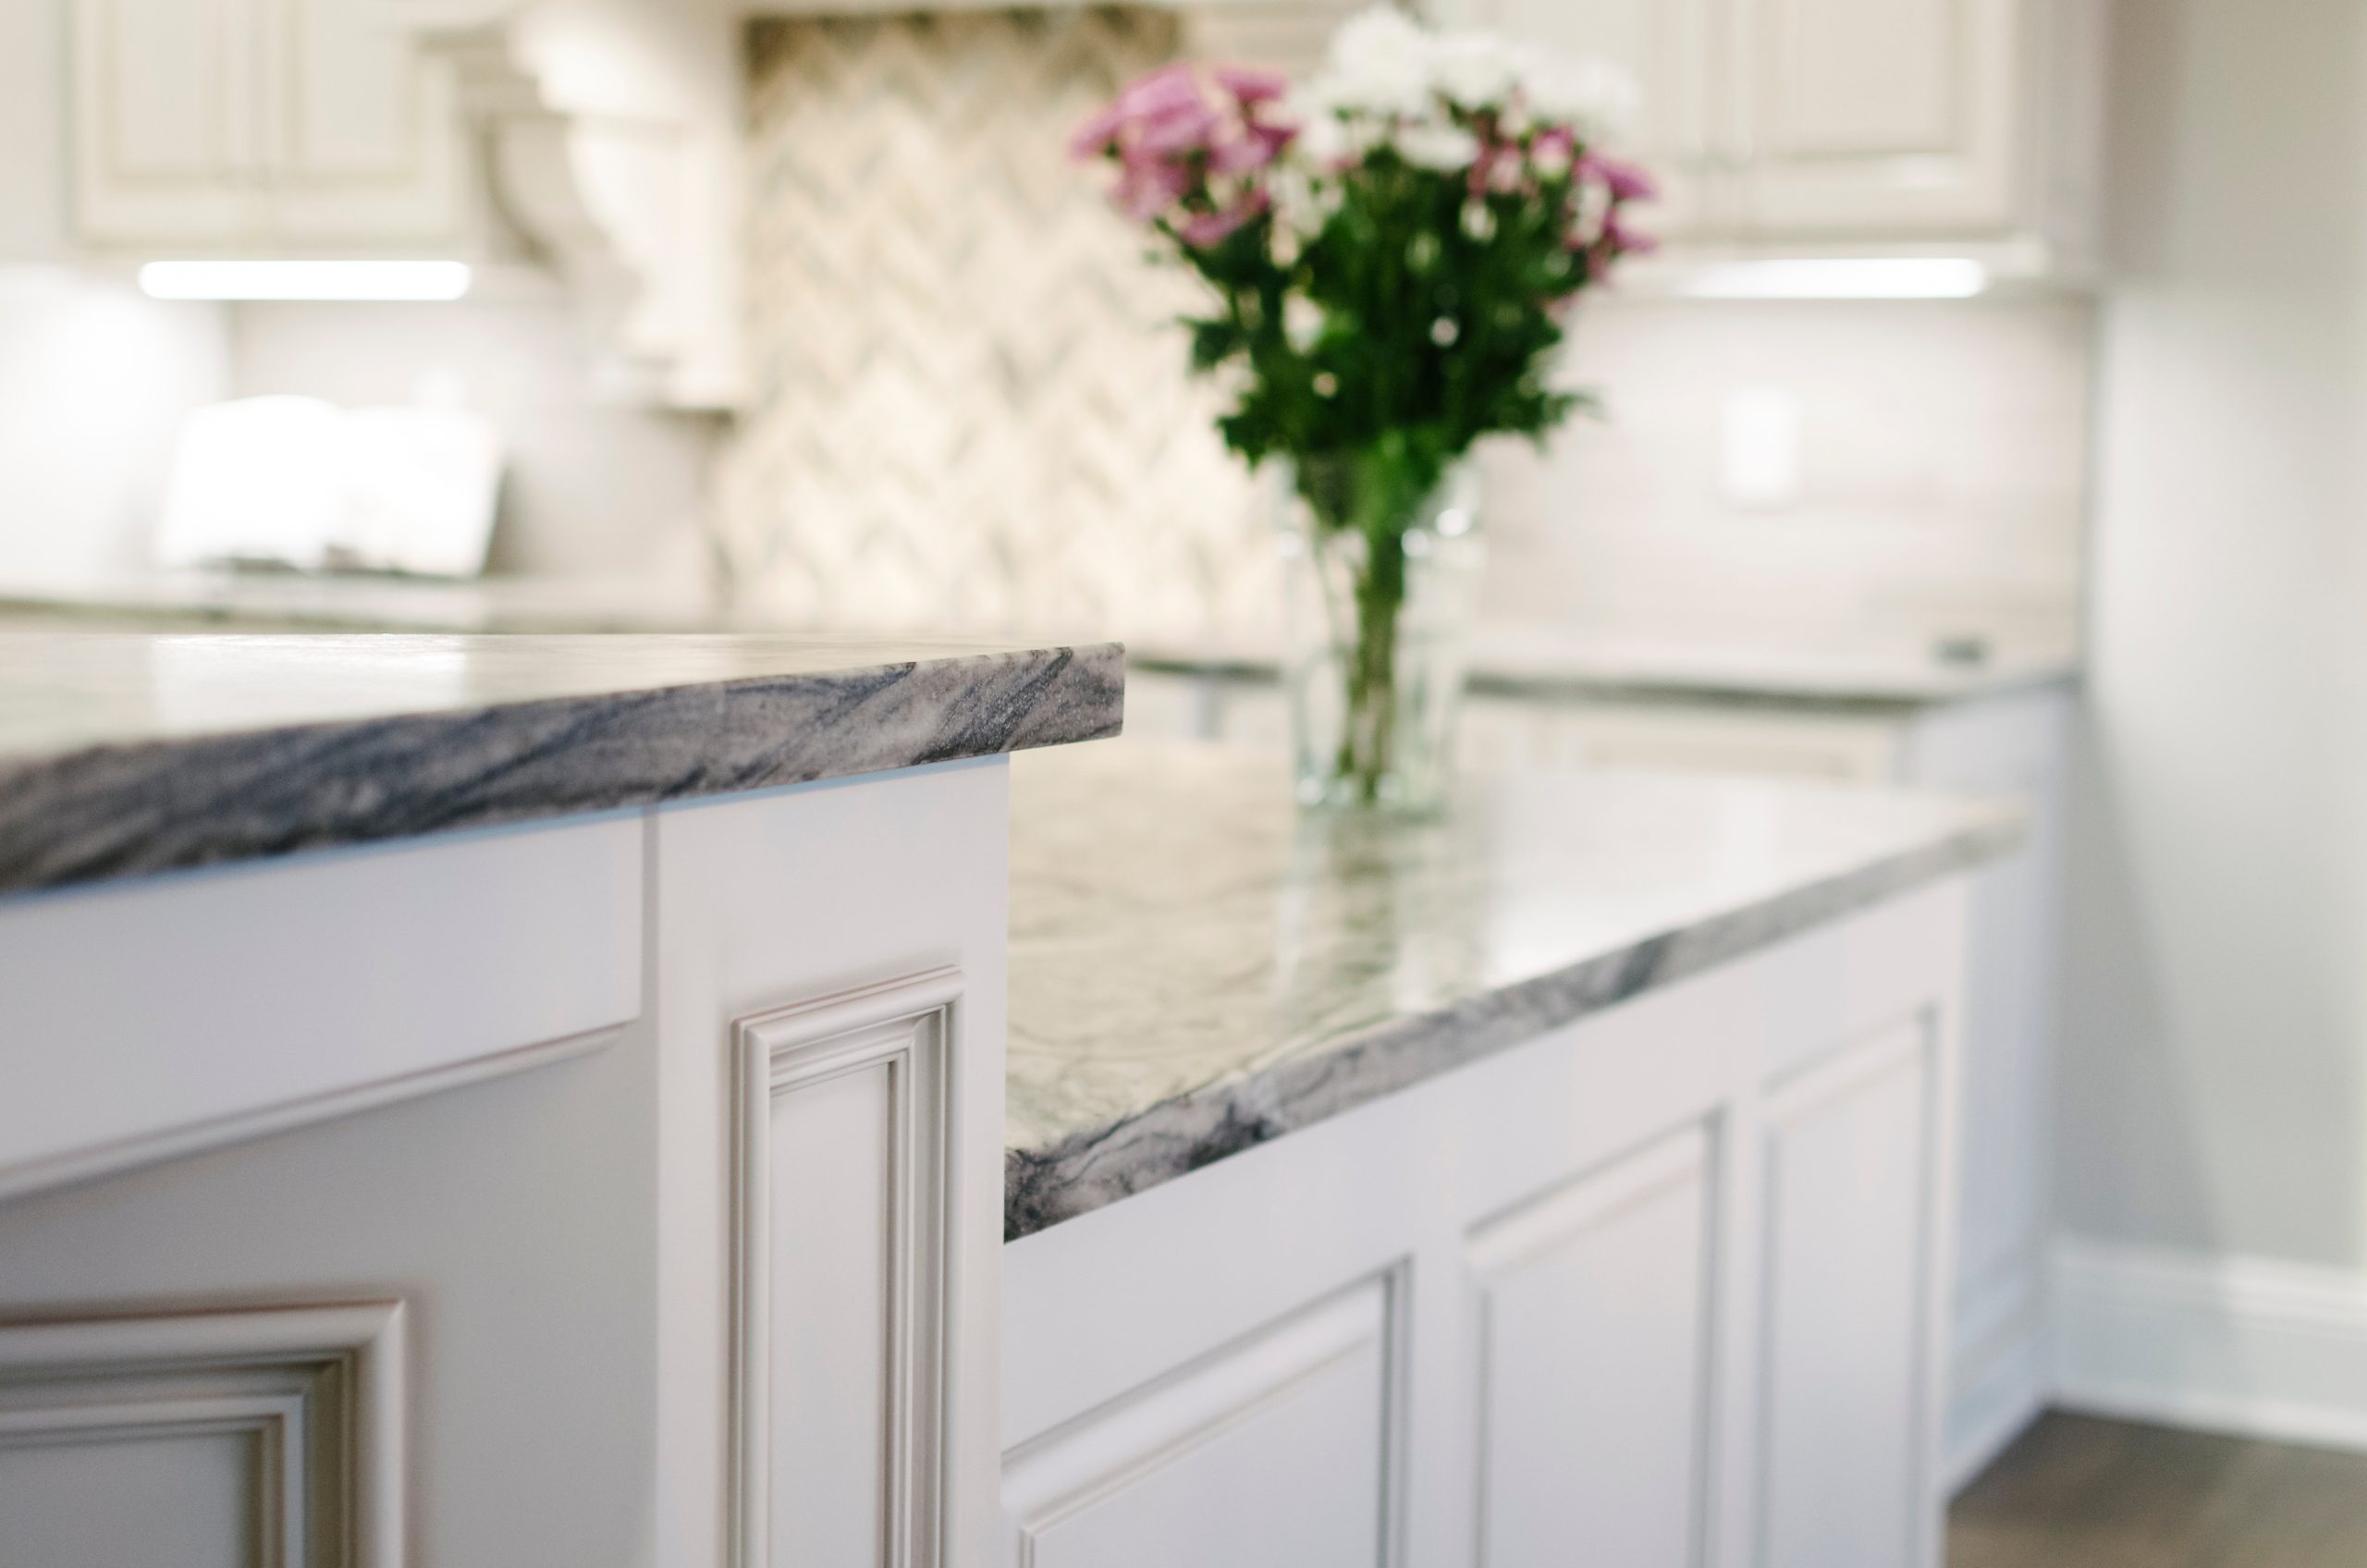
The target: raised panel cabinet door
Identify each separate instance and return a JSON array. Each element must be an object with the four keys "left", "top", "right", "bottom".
[
  {"left": 259, "top": 0, "right": 469, "bottom": 243},
  {"left": 1459, "top": 0, "right": 1721, "bottom": 239},
  {"left": 70, "top": 0, "right": 266, "bottom": 243},
  {"left": 1465, "top": 1123, "right": 1715, "bottom": 1568},
  {"left": 1733, "top": 0, "right": 2022, "bottom": 236},
  {"left": 1000, "top": 1279, "right": 1396, "bottom": 1568},
  {"left": 1754, "top": 1023, "right": 1938, "bottom": 1568}
]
